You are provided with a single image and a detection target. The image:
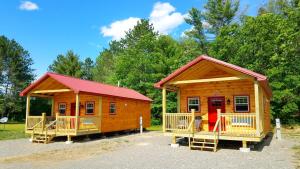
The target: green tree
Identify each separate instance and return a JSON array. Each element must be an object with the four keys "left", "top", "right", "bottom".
[
  {"left": 184, "top": 8, "right": 207, "bottom": 53},
  {"left": 48, "top": 50, "right": 82, "bottom": 78},
  {"left": 93, "top": 41, "right": 123, "bottom": 83},
  {"left": 209, "top": 10, "right": 300, "bottom": 123},
  {"left": 203, "top": 0, "right": 240, "bottom": 34},
  {"left": 81, "top": 57, "right": 94, "bottom": 80},
  {"left": 0, "top": 36, "right": 34, "bottom": 120},
  {"left": 94, "top": 20, "right": 192, "bottom": 124}
]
